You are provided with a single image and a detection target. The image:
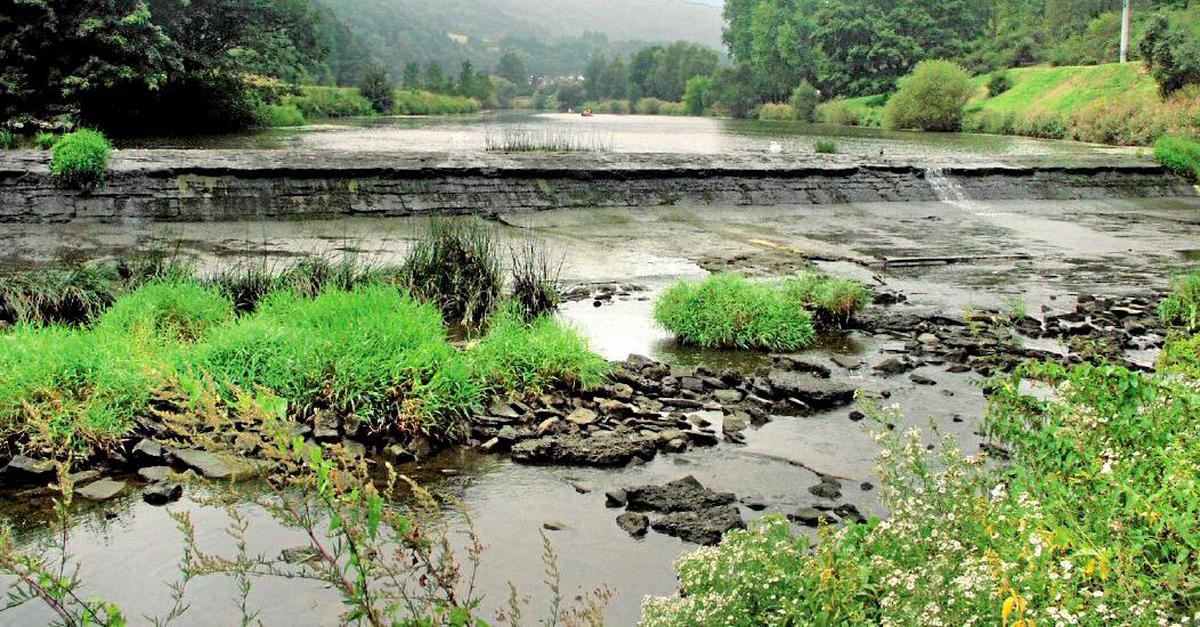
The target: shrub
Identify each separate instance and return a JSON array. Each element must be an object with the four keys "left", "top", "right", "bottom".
[
  {"left": 1155, "top": 135, "right": 1200, "bottom": 182},
  {"left": 1140, "top": 11, "right": 1200, "bottom": 96},
  {"left": 783, "top": 272, "right": 869, "bottom": 324},
  {"left": 814, "top": 140, "right": 838, "bottom": 154},
  {"left": 286, "top": 86, "right": 374, "bottom": 119},
  {"left": 188, "top": 287, "right": 479, "bottom": 436},
  {"left": 654, "top": 274, "right": 816, "bottom": 351},
  {"left": 400, "top": 218, "right": 503, "bottom": 328},
  {"left": 789, "top": 81, "right": 820, "bottom": 122},
  {"left": 754, "top": 103, "right": 794, "bottom": 121},
  {"left": 50, "top": 129, "right": 112, "bottom": 190},
  {"left": 470, "top": 305, "right": 608, "bottom": 395},
  {"left": 581, "top": 100, "right": 630, "bottom": 114},
  {"left": 0, "top": 325, "right": 161, "bottom": 452},
  {"left": 1073, "top": 98, "right": 1167, "bottom": 146},
  {"left": 359, "top": 64, "right": 396, "bottom": 114},
  {"left": 95, "top": 281, "right": 233, "bottom": 344},
  {"left": 33, "top": 132, "right": 57, "bottom": 150},
  {"left": 636, "top": 97, "right": 664, "bottom": 115},
  {"left": 683, "top": 76, "right": 713, "bottom": 116},
  {"left": 262, "top": 104, "right": 307, "bottom": 128},
  {"left": 1158, "top": 334, "right": 1200, "bottom": 377},
  {"left": 816, "top": 100, "right": 860, "bottom": 126},
  {"left": 393, "top": 90, "right": 482, "bottom": 115},
  {"left": 1159, "top": 268, "right": 1200, "bottom": 330},
  {"left": 986, "top": 68, "right": 1012, "bottom": 97},
  {"left": 883, "top": 60, "right": 974, "bottom": 132},
  {"left": 0, "top": 129, "right": 14, "bottom": 149},
  {"left": 645, "top": 362, "right": 1200, "bottom": 625},
  {"left": 659, "top": 101, "right": 688, "bottom": 116},
  {"left": 509, "top": 237, "right": 562, "bottom": 322}
]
